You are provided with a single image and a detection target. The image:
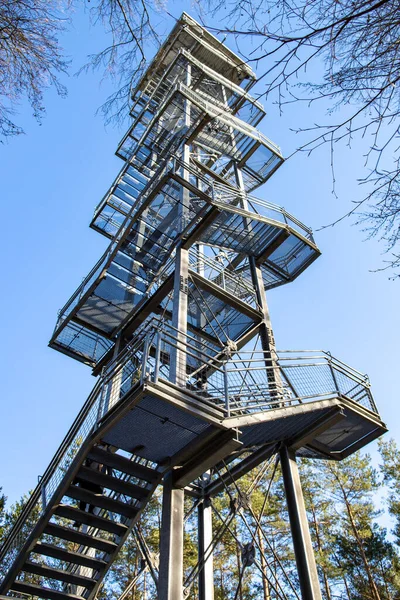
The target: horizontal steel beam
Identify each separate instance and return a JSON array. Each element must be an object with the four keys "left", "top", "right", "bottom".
[
  {"left": 204, "top": 442, "right": 278, "bottom": 497},
  {"left": 189, "top": 270, "right": 262, "bottom": 321},
  {"left": 173, "top": 430, "right": 242, "bottom": 488}
]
